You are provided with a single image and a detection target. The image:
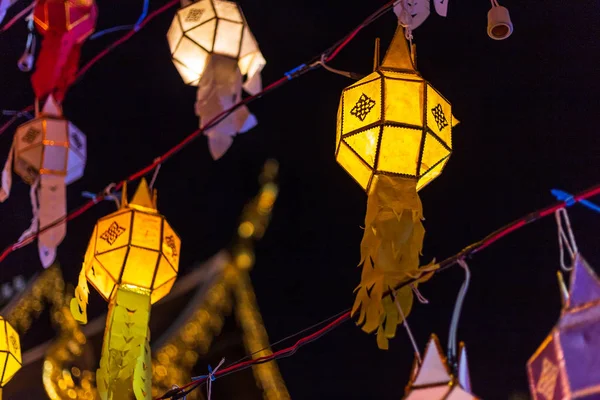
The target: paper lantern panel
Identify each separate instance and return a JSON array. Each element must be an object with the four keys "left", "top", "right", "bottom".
[
  {"left": 84, "top": 208, "right": 181, "bottom": 303},
  {"left": 527, "top": 255, "right": 600, "bottom": 399},
  {"left": 336, "top": 70, "right": 452, "bottom": 193},
  {"left": 14, "top": 117, "right": 86, "bottom": 185},
  {"left": 0, "top": 317, "right": 22, "bottom": 386},
  {"left": 34, "top": 0, "right": 97, "bottom": 39},
  {"left": 167, "top": 0, "right": 260, "bottom": 85}
]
